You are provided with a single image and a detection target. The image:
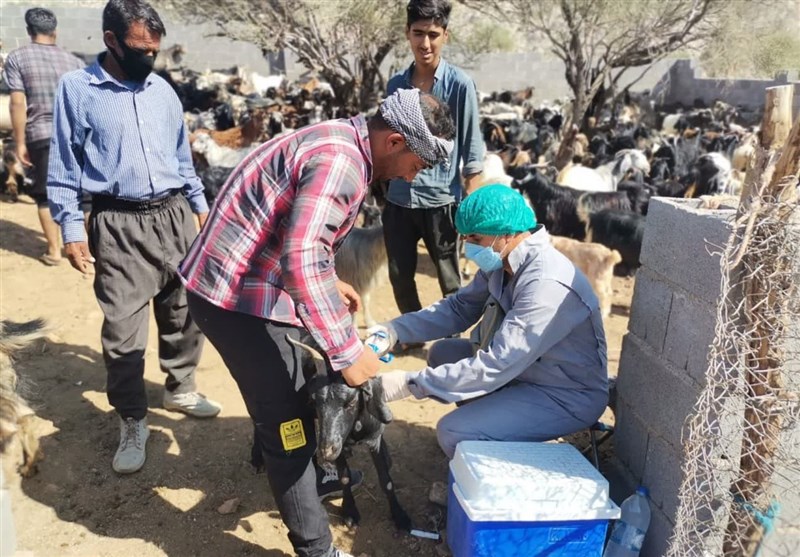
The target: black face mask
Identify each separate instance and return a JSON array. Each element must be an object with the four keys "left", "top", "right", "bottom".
[{"left": 109, "top": 38, "right": 156, "bottom": 82}]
